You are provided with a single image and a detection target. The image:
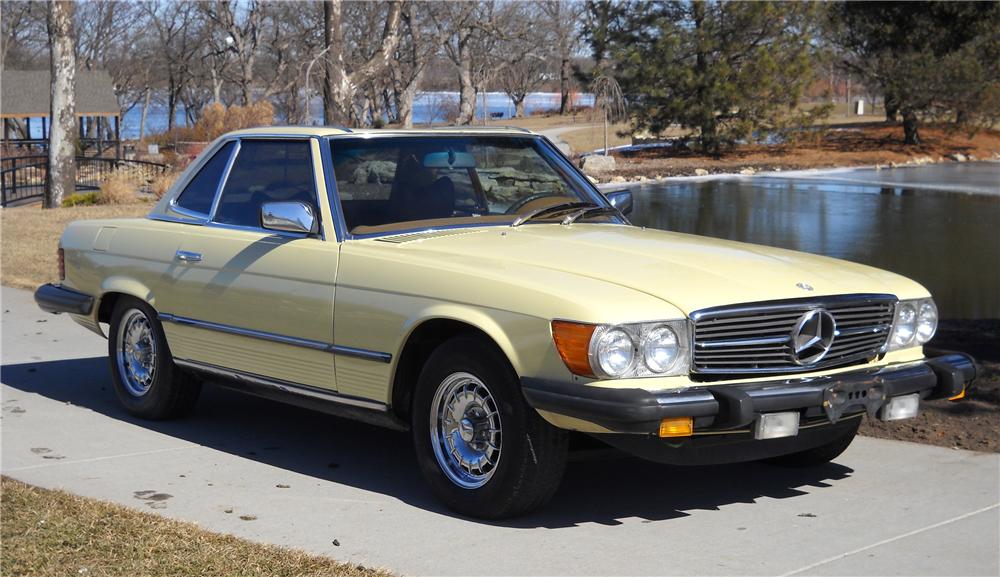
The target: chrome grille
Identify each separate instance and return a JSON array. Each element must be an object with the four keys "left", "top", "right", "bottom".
[{"left": 691, "top": 295, "right": 896, "bottom": 376}]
